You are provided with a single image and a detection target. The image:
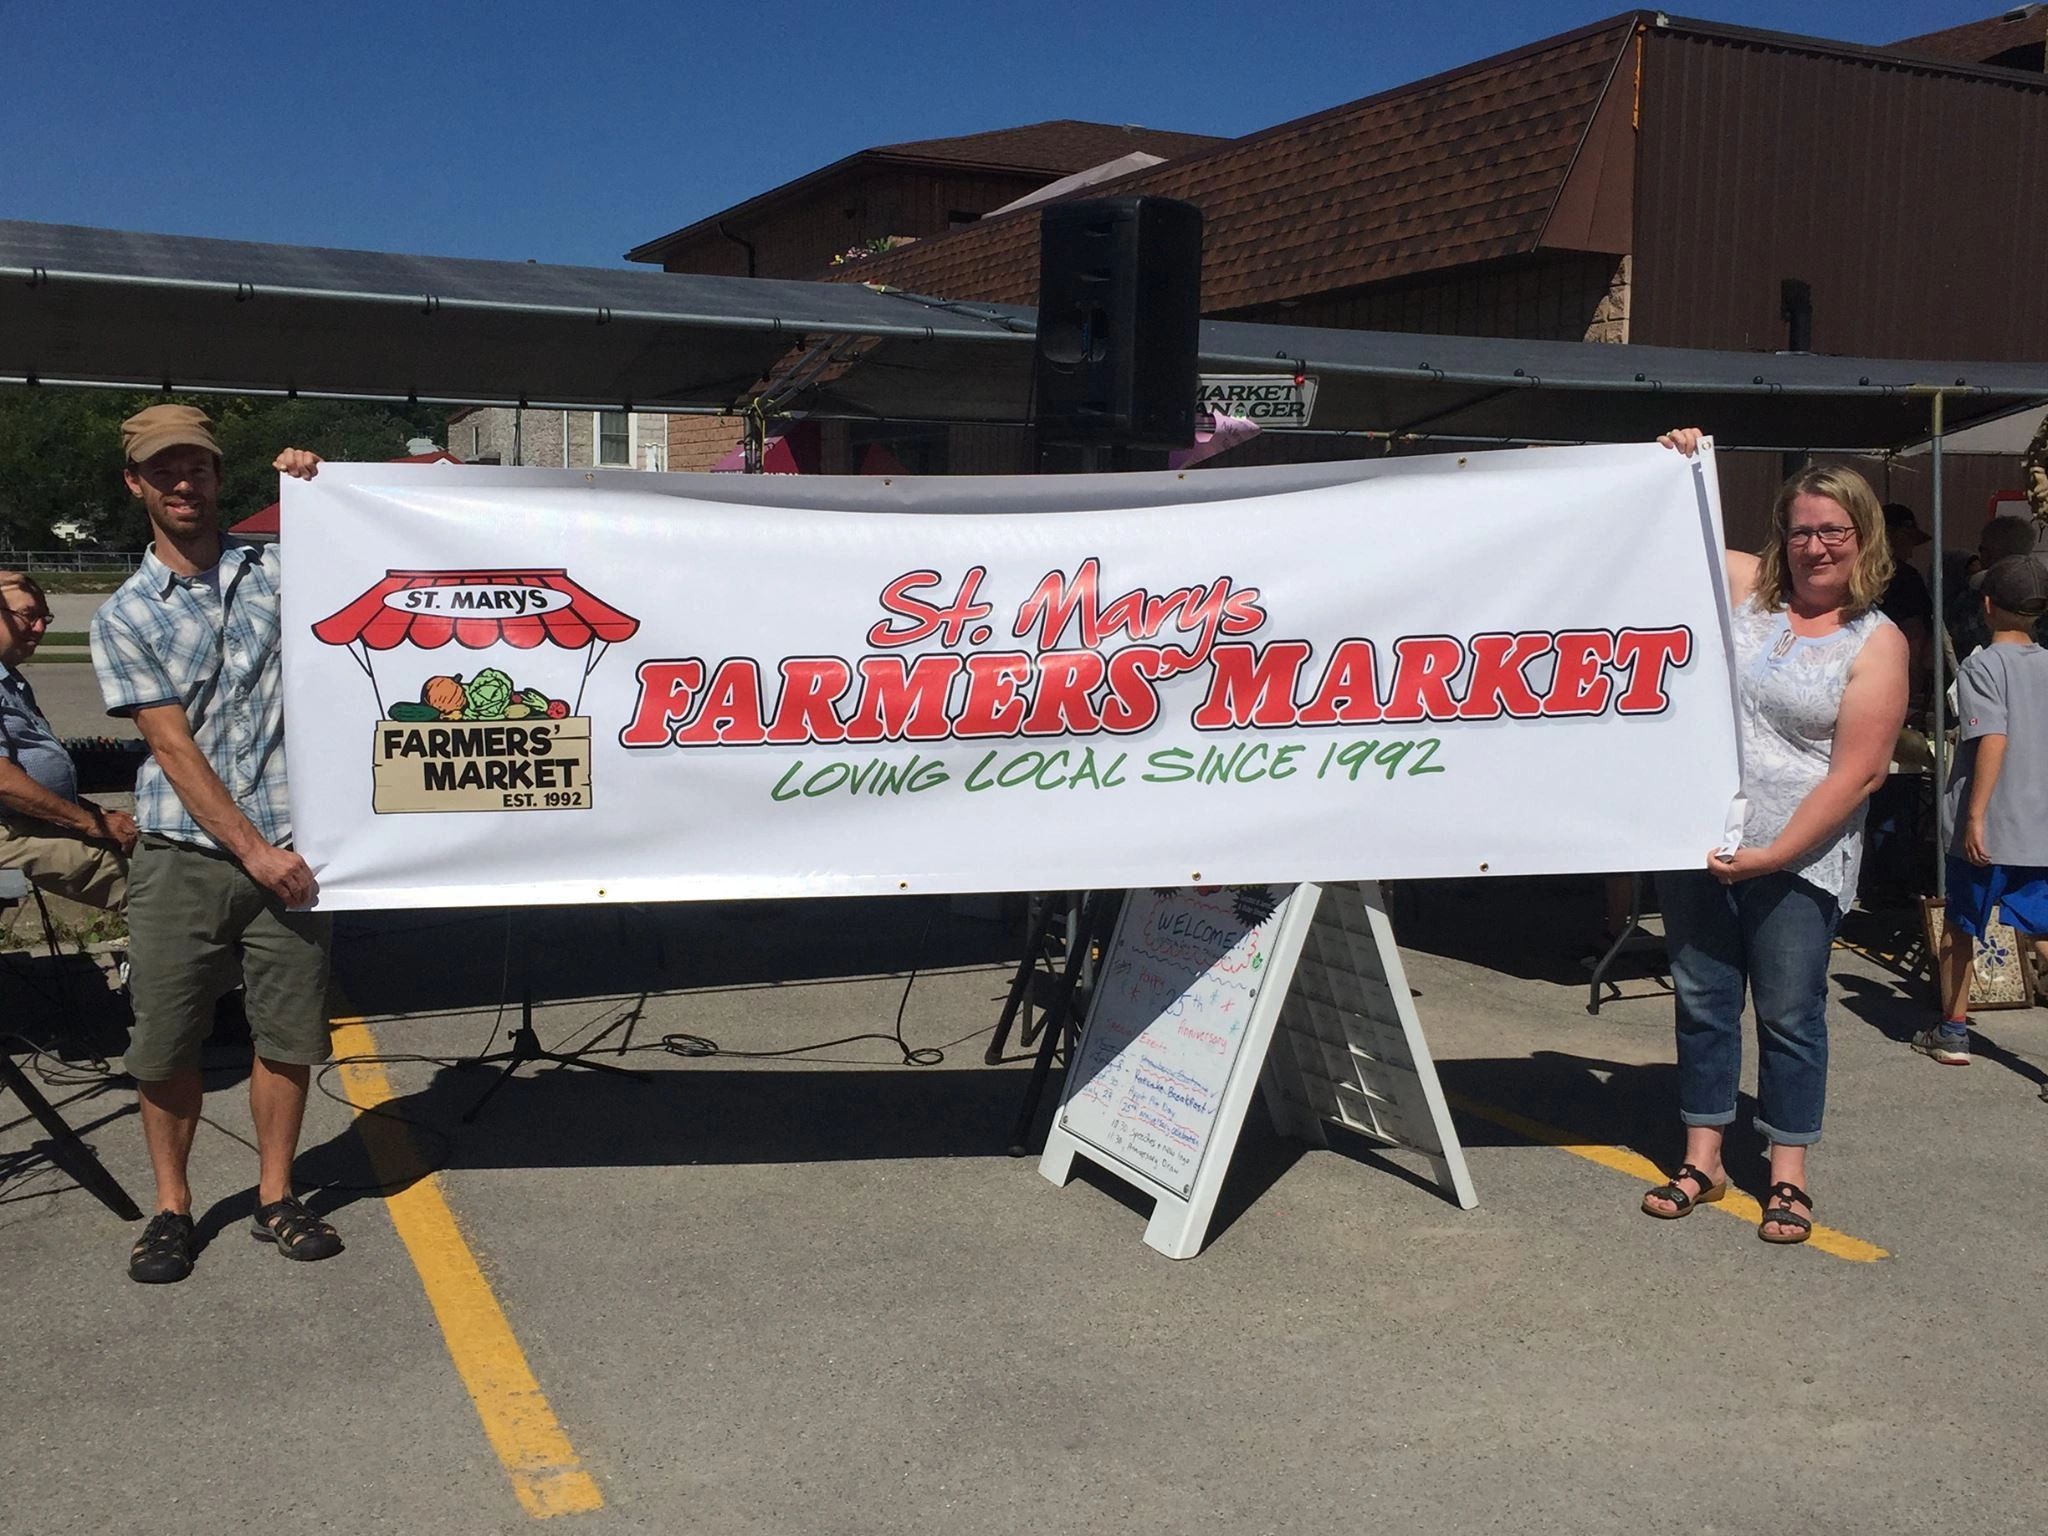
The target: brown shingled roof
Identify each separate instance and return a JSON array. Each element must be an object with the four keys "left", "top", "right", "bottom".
[
  {"left": 626, "top": 119, "right": 1220, "bottom": 266},
  {"left": 833, "top": 18, "right": 1638, "bottom": 311},
  {"left": 1891, "top": 5, "right": 2048, "bottom": 68},
  {"left": 870, "top": 119, "right": 1225, "bottom": 173}
]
